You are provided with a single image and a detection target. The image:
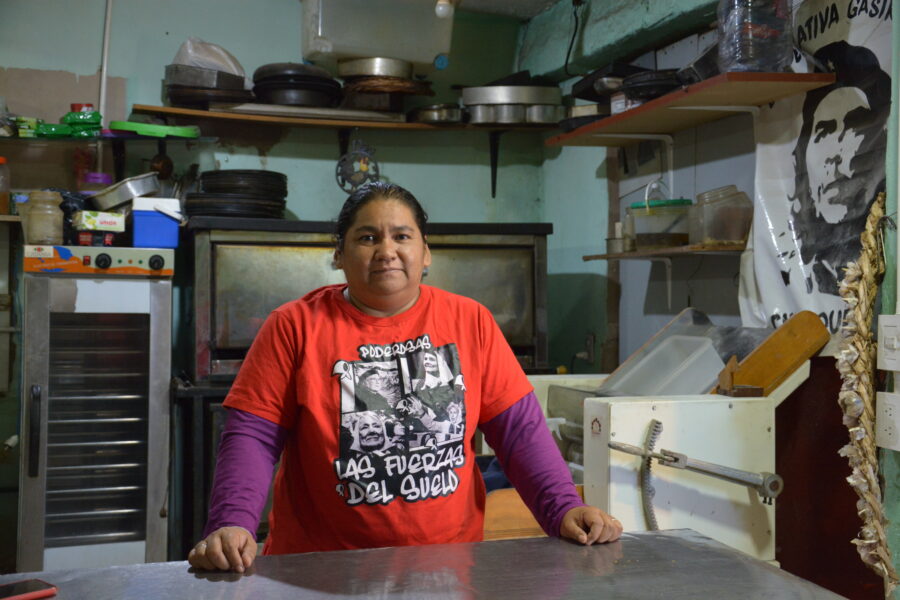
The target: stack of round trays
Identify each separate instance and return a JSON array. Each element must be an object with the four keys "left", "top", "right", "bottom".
[{"left": 187, "top": 170, "right": 288, "bottom": 218}]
